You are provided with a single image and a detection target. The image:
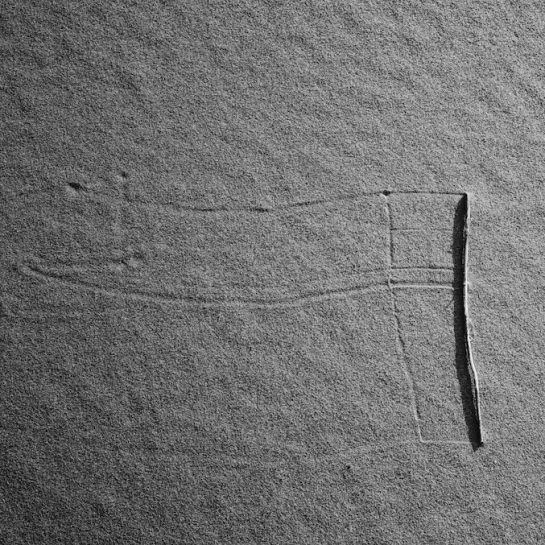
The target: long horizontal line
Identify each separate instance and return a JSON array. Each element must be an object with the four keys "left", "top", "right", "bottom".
[
  {"left": 390, "top": 266, "right": 452, "bottom": 271},
  {"left": 14, "top": 186, "right": 465, "bottom": 213},
  {"left": 108, "top": 190, "right": 465, "bottom": 212},
  {"left": 419, "top": 440, "right": 473, "bottom": 445},
  {"left": 108, "top": 439, "right": 473, "bottom": 467},
  {"left": 390, "top": 228, "right": 454, "bottom": 232},
  {"left": 20, "top": 260, "right": 459, "bottom": 306},
  {"left": 391, "top": 284, "right": 453, "bottom": 290},
  {"left": 19, "top": 263, "right": 391, "bottom": 308},
  {"left": 68, "top": 189, "right": 385, "bottom": 214},
  {"left": 383, "top": 190, "right": 466, "bottom": 196}
]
